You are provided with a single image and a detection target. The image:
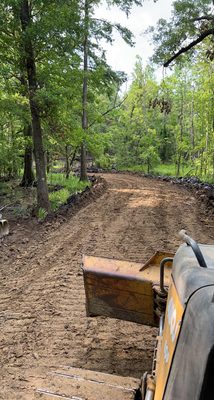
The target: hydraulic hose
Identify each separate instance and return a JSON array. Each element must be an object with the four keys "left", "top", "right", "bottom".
[{"left": 179, "top": 230, "right": 207, "bottom": 268}]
